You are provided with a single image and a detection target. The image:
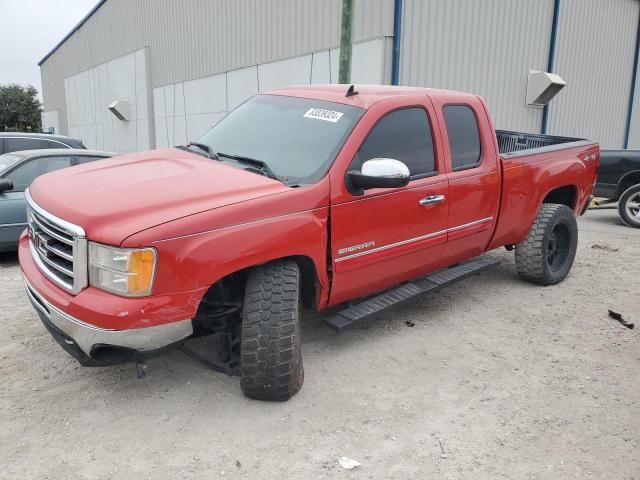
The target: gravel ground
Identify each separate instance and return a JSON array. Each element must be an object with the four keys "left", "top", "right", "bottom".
[{"left": 0, "top": 208, "right": 638, "bottom": 480}]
